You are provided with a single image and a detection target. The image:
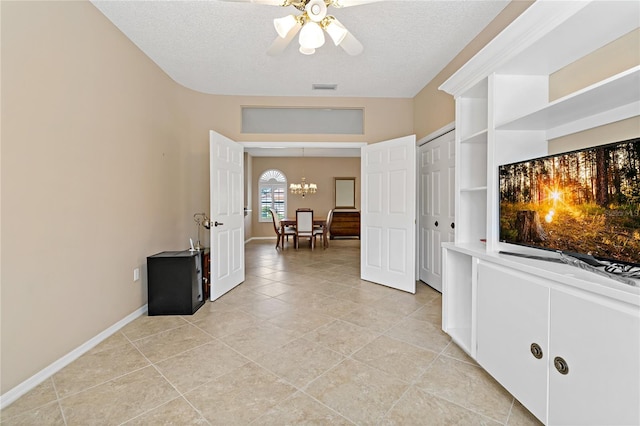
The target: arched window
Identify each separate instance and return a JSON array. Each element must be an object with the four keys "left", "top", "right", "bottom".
[{"left": 259, "top": 169, "right": 287, "bottom": 222}]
